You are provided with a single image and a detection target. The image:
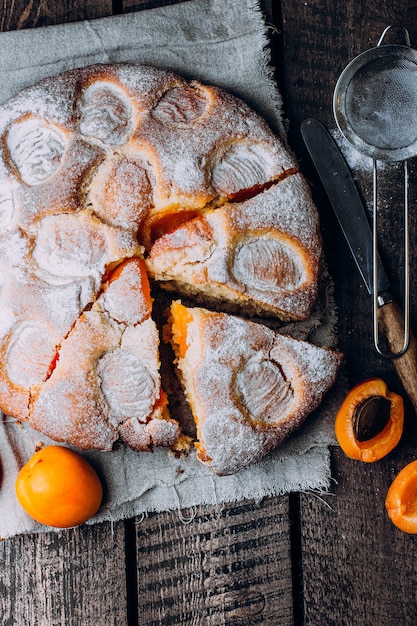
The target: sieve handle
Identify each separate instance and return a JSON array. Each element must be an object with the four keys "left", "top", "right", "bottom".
[
  {"left": 377, "top": 301, "right": 417, "bottom": 412},
  {"left": 377, "top": 25, "right": 411, "bottom": 47},
  {"left": 372, "top": 160, "right": 410, "bottom": 358}
]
